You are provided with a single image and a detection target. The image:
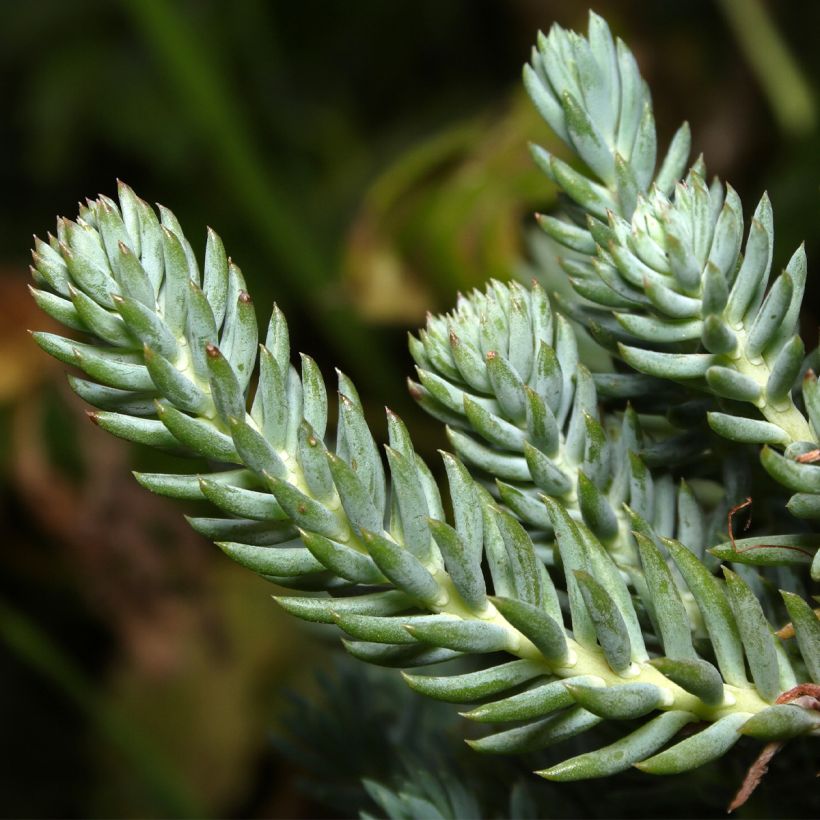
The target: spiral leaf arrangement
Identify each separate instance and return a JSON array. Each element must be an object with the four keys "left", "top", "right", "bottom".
[
  {"left": 27, "top": 10, "right": 819, "bottom": 800},
  {"left": 526, "top": 12, "right": 820, "bottom": 532}
]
